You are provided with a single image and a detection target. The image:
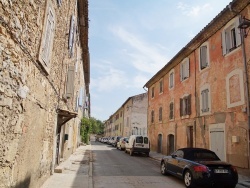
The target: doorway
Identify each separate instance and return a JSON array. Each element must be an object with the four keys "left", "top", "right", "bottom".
[
  {"left": 168, "top": 134, "right": 175, "bottom": 154},
  {"left": 157, "top": 134, "right": 162, "bottom": 153}
]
